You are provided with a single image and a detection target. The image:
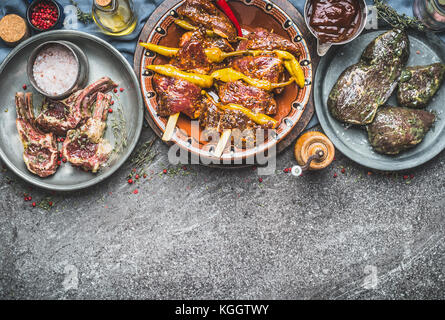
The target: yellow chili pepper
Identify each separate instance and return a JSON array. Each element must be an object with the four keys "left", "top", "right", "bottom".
[
  {"left": 211, "top": 68, "right": 294, "bottom": 91},
  {"left": 139, "top": 43, "right": 179, "bottom": 57},
  {"left": 247, "top": 50, "right": 305, "bottom": 89},
  {"left": 274, "top": 50, "right": 305, "bottom": 89},
  {"left": 146, "top": 65, "right": 214, "bottom": 88},
  {"left": 204, "top": 48, "right": 248, "bottom": 63},
  {"left": 202, "top": 91, "right": 278, "bottom": 128}
]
